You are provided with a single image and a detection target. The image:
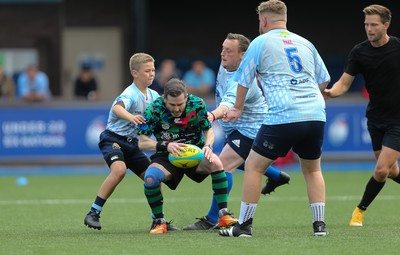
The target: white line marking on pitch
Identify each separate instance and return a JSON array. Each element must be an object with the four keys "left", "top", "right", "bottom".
[{"left": 1, "top": 195, "right": 399, "bottom": 206}]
